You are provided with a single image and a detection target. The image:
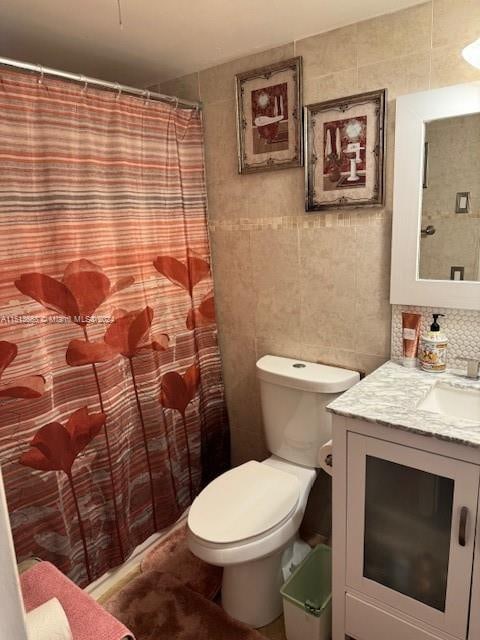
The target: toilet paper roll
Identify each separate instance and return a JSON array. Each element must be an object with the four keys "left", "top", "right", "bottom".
[
  {"left": 25, "top": 598, "right": 72, "bottom": 640},
  {"left": 318, "top": 440, "right": 333, "bottom": 477}
]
